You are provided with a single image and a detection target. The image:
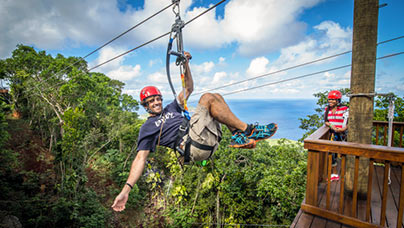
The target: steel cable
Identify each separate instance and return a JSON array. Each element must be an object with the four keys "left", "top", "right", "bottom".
[{"left": 219, "top": 51, "right": 404, "bottom": 97}]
